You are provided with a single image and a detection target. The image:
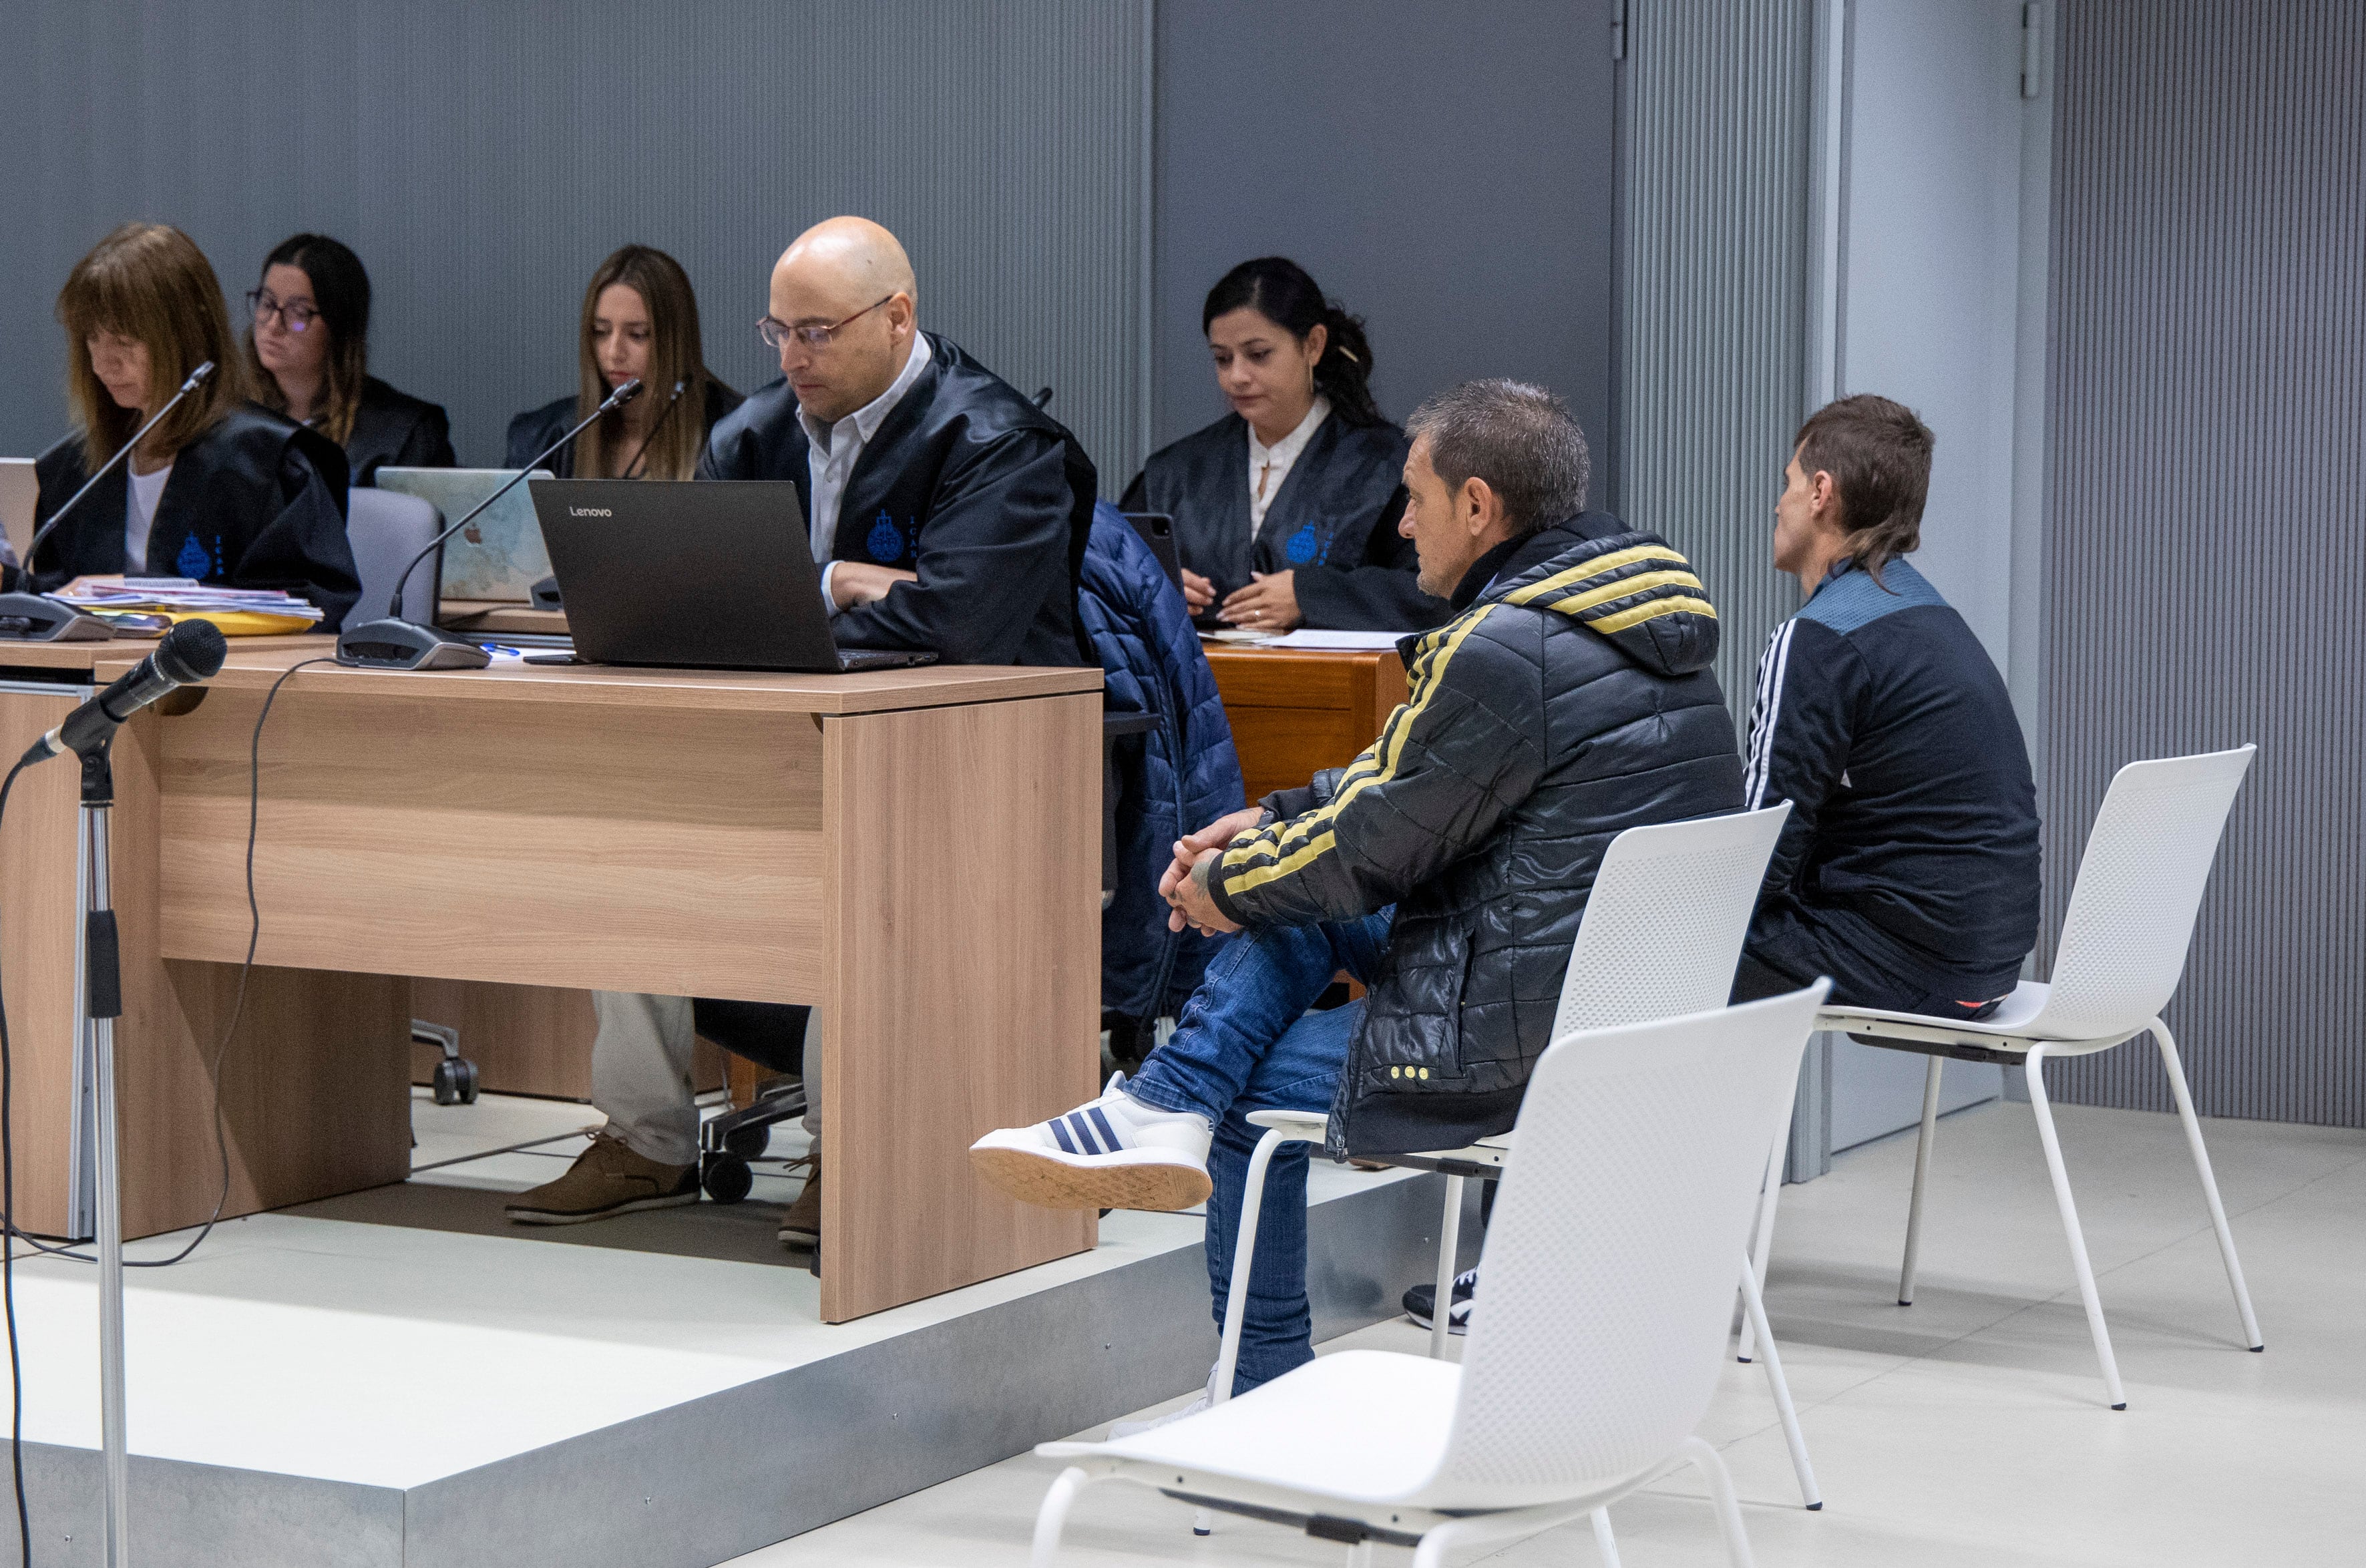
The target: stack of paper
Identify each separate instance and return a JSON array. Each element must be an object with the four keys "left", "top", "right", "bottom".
[{"left": 55, "top": 578, "right": 325, "bottom": 636}]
